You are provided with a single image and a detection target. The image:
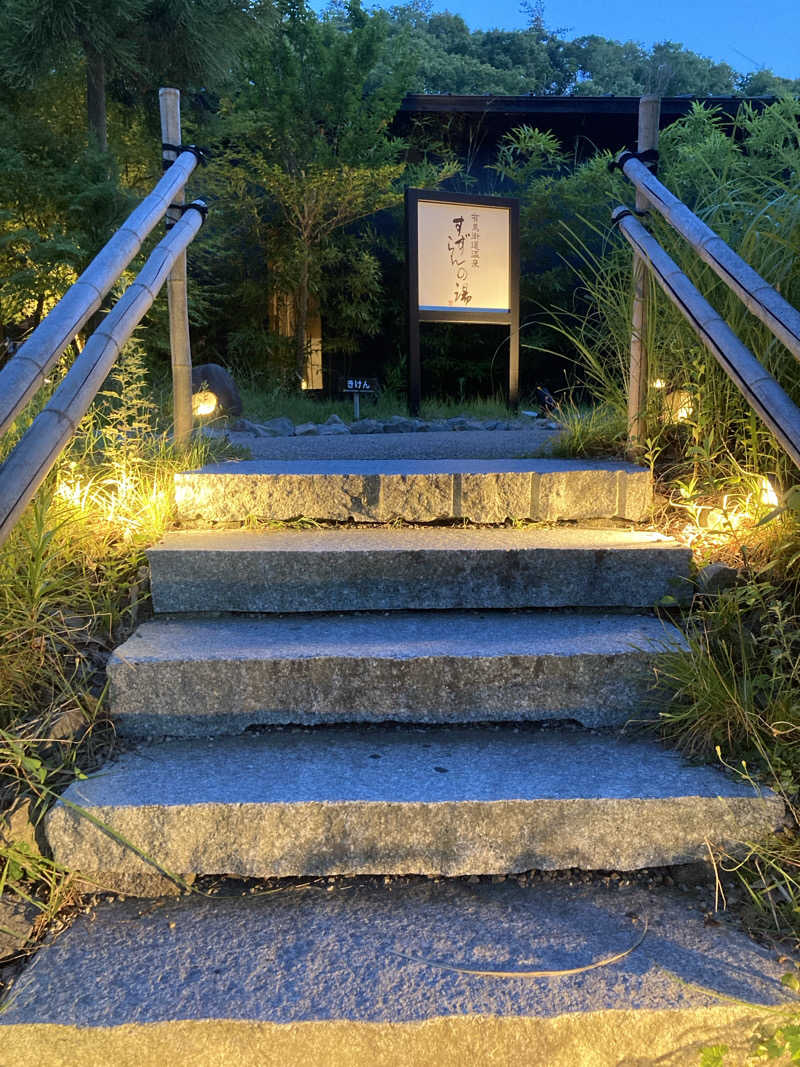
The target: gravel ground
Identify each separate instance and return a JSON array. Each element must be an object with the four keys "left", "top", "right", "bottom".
[{"left": 220, "top": 424, "right": 561, "bottom": 461}]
